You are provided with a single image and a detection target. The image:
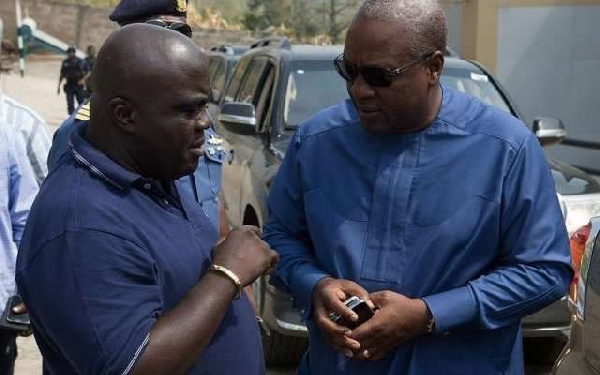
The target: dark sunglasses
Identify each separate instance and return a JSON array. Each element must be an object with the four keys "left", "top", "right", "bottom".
[
  {"left": 333, "top": 52, "right": 434, "bottom": 88},
  {"left": 145, "top": 19, "right": 193, "bottom": 38}
]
